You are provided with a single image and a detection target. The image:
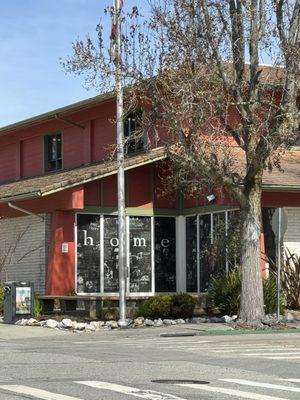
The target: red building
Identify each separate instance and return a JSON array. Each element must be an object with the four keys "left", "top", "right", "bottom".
[{"left": 0, "top": 94, "right": 299, "bottom": 297}]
